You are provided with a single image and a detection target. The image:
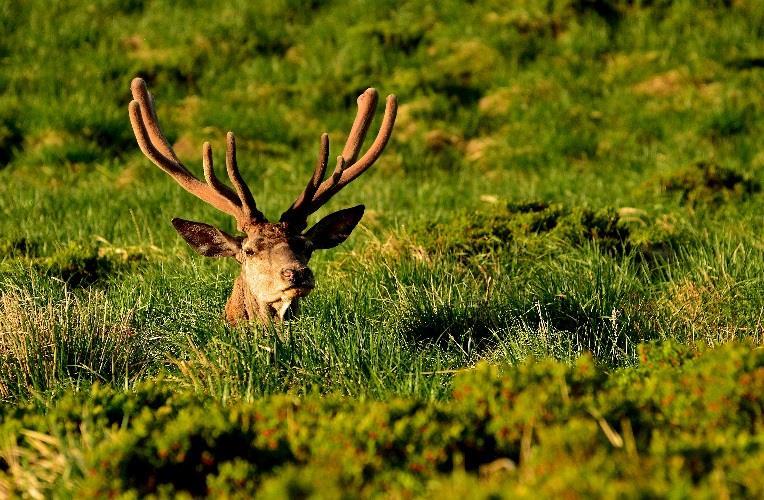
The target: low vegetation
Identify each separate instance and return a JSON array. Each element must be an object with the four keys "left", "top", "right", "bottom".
[
  {"left": 0, "top": 0, "right": 762, "bottom": 495},
  {"left": 659, "top": 161, "right": 760, "bottom": 207},
  {"left": 1, "top": 342, "right": 762, "bottom": 497}
]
